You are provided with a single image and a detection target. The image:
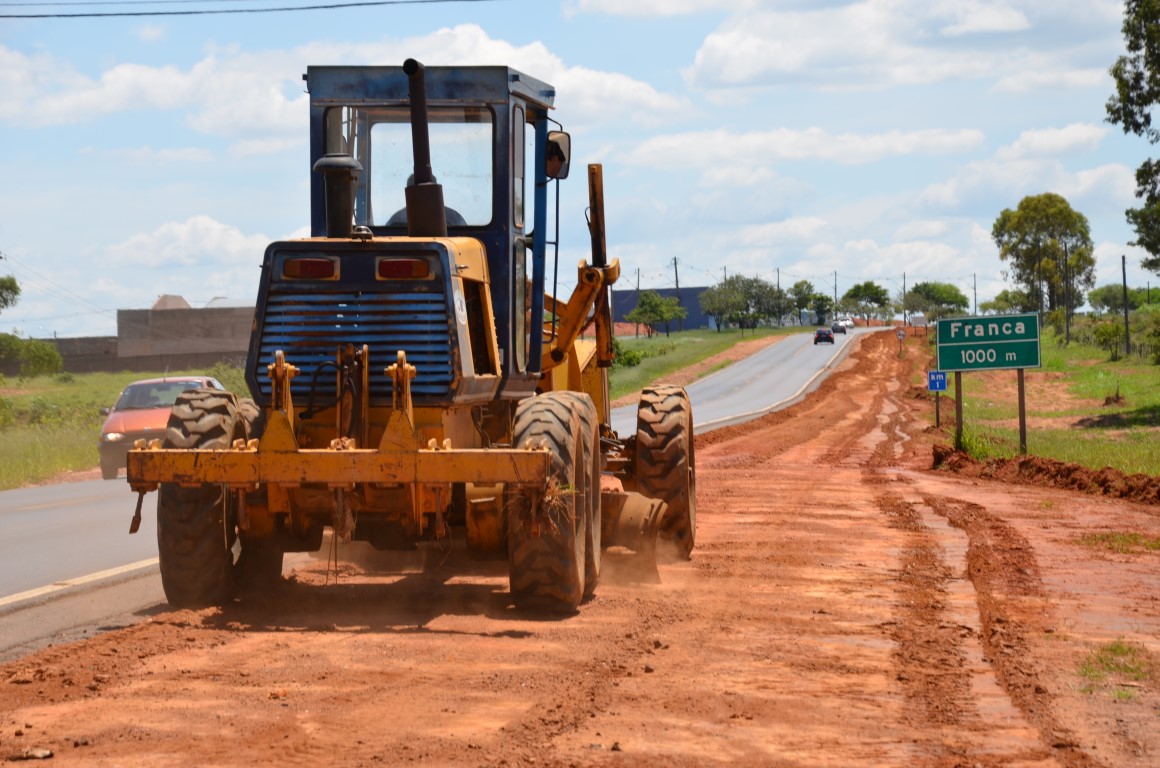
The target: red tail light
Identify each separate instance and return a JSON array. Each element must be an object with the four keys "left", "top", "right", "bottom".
[
  {"left": 283, "top": 258, "right": 338, "bottom": 279},
  {"left": 377, "top": 258, "right": 431, "bottom": 280}
]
